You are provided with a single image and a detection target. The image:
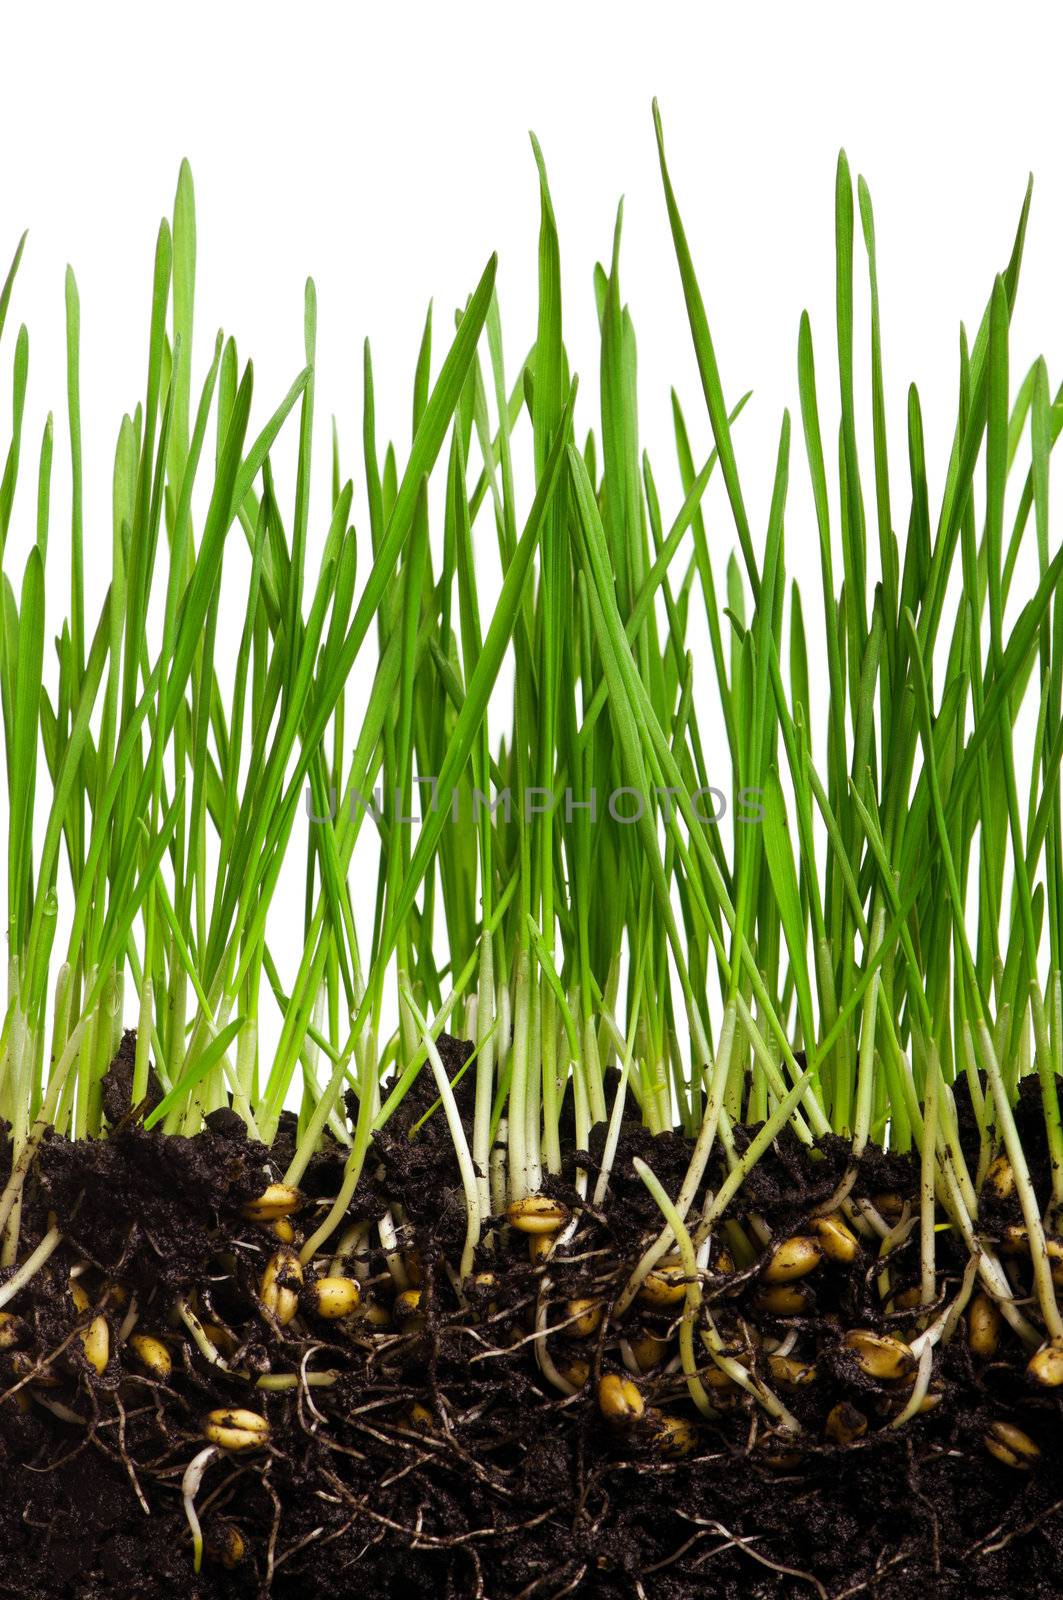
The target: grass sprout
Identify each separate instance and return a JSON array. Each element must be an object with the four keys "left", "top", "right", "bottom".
[{"left": 2, "top": 108, "right": 1063, "bottom": 1426}]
